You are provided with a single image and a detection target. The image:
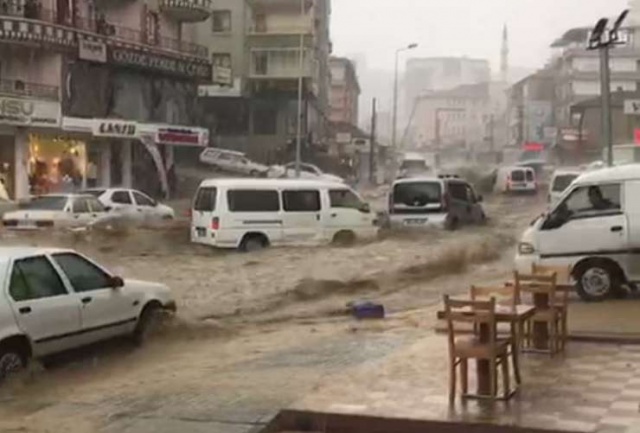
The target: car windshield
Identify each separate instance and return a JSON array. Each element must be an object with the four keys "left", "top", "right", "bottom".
[
  {"left": 400, "top": 160, "right": 426, "bottom": 171},
  {"left": 393, "top": 182, "right": 442, "bottom": 206},
  {"left": 511, "top": 170, "right": 525, "bottom": 182},
  {"left": 552, "top": 174, "right": 579, "bottom": 192},
  {"left": 21, "top": 196, "right": 67, "bottom": 210}
]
